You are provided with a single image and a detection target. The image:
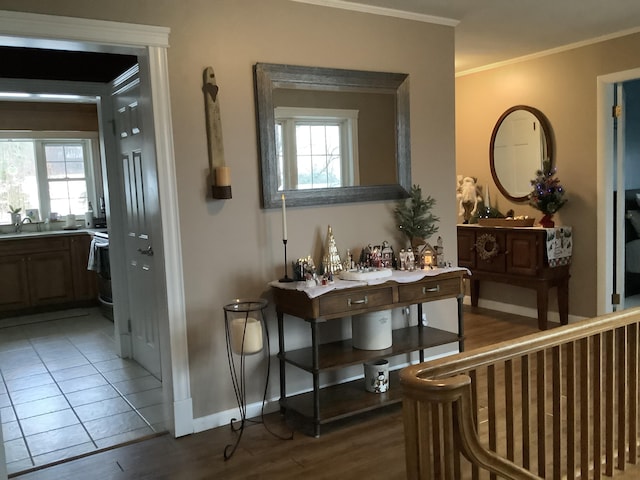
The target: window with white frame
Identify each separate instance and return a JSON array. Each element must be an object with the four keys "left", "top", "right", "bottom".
[
  {"left": 274, "top": 107, "right": 359, "bottom": 190},
  {"left": 0, "top": 132, "right": 100, "bottom": 224}
]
